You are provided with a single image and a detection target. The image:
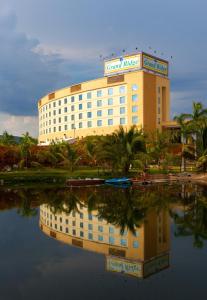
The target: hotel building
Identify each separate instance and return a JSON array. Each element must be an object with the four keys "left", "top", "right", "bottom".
[
  {"left": 39, "top": 203, "right": 170, "bottom": 278},
  {"left": 38, "top": 52, "right": 170, "bottom": 145}
]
